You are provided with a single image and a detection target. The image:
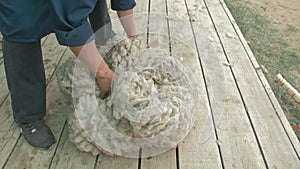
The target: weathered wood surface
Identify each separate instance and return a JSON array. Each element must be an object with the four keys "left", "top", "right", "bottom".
[
  {"left": 140, "top": 1, "right": 177, "bottom": 169},
  {"left": 219, "top": 0, "right": 300, "bottom": 157},
  {"left": 186, "top": 0, "right": 266, "bottom": 168},
  {"left": 167, "top": 0, "right": 223, "bottom": 168},
  {"left": 0, "top": 0, "right": 299, "bottom": 168},
  {"left": 204, "top": 0, "right": 300, "bottom": 168}
]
